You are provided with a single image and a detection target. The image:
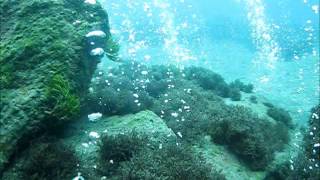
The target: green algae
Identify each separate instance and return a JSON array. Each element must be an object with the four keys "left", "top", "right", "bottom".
[{"left": 46, "top": 74, "right": 80, "bottom": 123}]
